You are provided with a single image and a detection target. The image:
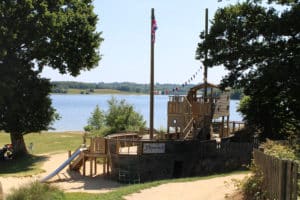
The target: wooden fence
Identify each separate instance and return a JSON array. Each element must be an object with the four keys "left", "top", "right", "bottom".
[{"left": 253, "top": 149, "right": 299, "bottom": 200}]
